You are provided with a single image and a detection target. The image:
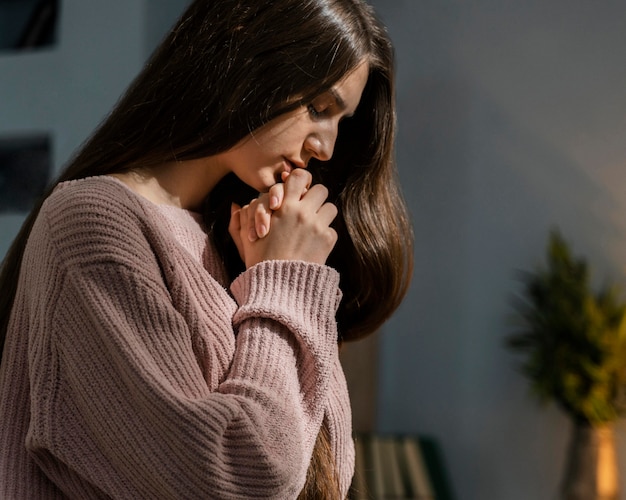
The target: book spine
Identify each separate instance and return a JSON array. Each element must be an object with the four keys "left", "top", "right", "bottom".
[
  {"left": 380, "top": 437, "right": 405, "bottom": 498},
  {"left": 402, "top": 436, "right": 435, "bottom": 499}
]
